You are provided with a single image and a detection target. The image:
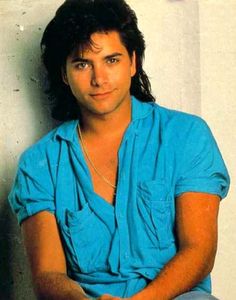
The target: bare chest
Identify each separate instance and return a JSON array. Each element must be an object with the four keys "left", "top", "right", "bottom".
[{"left": 81, "top": 139, "right": 120, "bottom": 205}]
